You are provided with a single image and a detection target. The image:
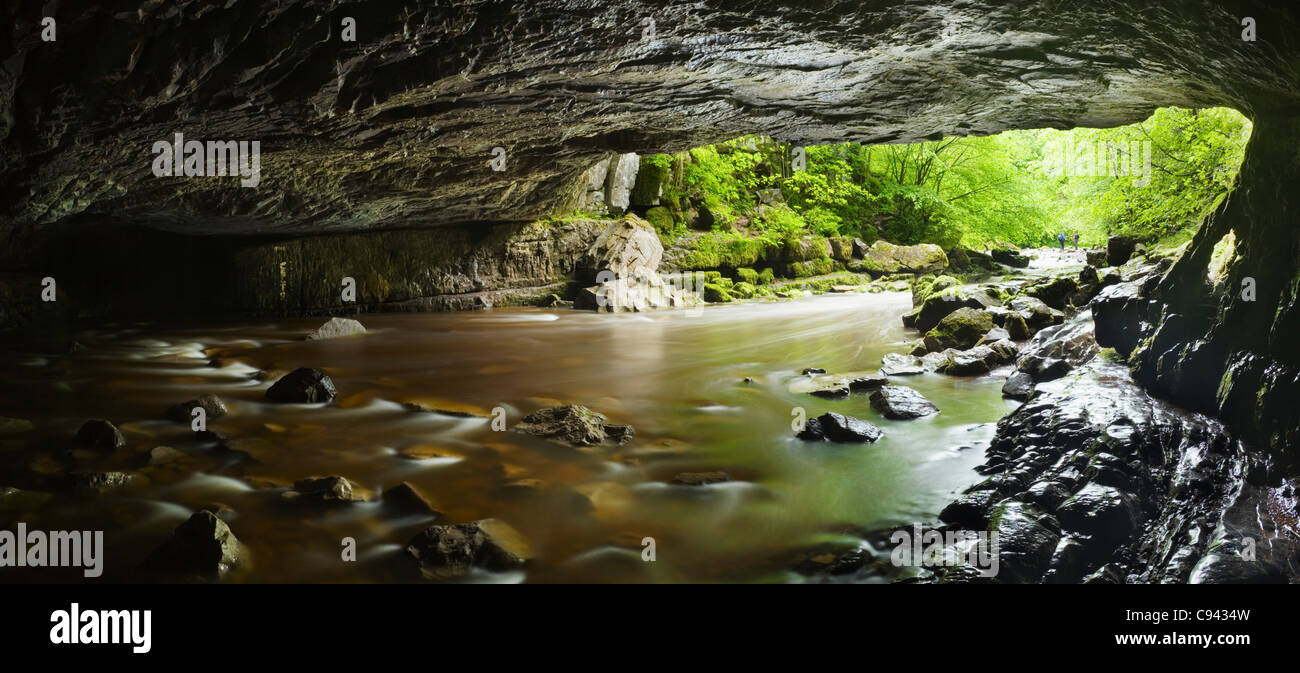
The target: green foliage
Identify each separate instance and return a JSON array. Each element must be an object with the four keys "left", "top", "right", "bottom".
[
  {"left": 644, "top": 206, "right": 676, "bottom": 237},
  {"left": 1044, "top": 107, "right": 1251, "bottom": 244},
  {"left": 631, "top": 107, "right": 1249, "bottom": 266}
]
